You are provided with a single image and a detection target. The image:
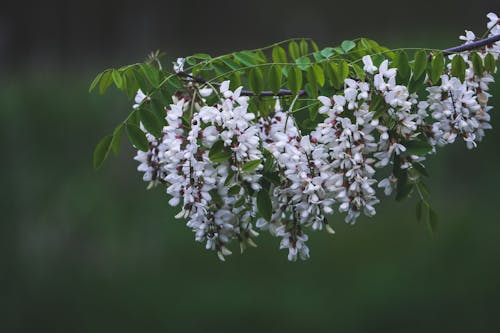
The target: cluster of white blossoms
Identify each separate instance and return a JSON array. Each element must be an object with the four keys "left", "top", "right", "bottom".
[
  {"left": 427, "top": 13, "right": 499, "bottom": 149},
  {"left": 133, "top": 13, "right": 498, "bottom": 261},
  {"left": 135, "top": 82, "right": 264, "bottom": 260}
]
